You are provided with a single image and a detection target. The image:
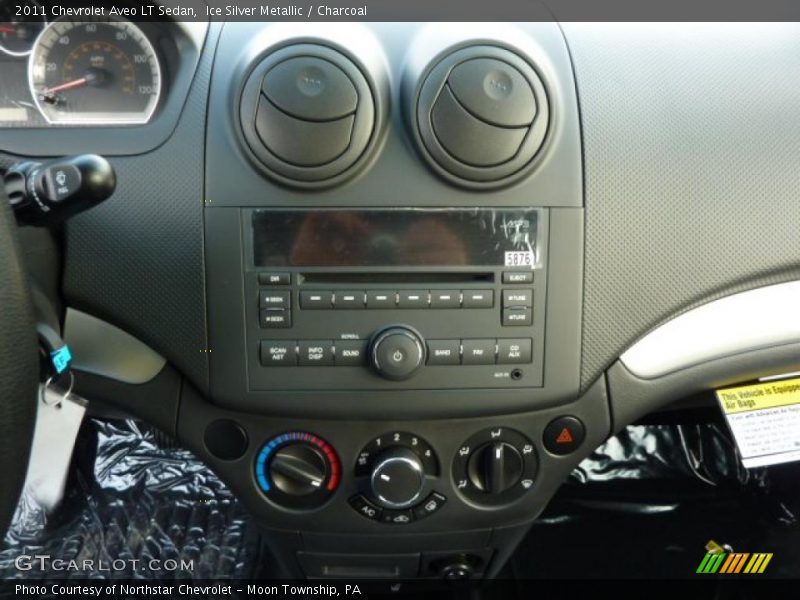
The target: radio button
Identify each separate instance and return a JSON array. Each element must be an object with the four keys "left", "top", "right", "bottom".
[
  {"left": 497, "top": 339, "right": 532, "bottom": 364},
  {"left": 462, "top": 290, "right": 494, "bottom": 308},
  {"left": 300, "top": 291, "right": 333, "bottom": 309},
  {"left": 260, "top": 309, "right": 292, "bottom": 328},
  {"left": 260, "top": 340, "right": 297, "bottom": 366},
  {"left": 335, "top": 340, "right": 368, "bottom": 366},
  {"left": 502, "top": 289, "right": 533, "bottom": 308},
  {"left": 258, "top": 272, "right": 291, "bottom": 286},
  {"left": 259, "top": 290, "right": 290, "bottom": 310},
  {"left": 398, "top": 290, "right": 429, "bottom": 308},
  {"left": 299, "top": 341, "right": 335, "bottom": 366},
  {"left": 427, "top": 340, "right": 461, "bottom": 365},
  {"left": 462, "top": 339, "right": 497, "bottom": 365},
  {"left": 431, "top": 290, "right": 461, "bottom": 308},
  {"left": 502, "top": 307, "right": 532, "bottom": 326},
  {"left": 502, "top": 271, "right": 533, "bottom": 284},
  {"left": 334, "top": 290, "right": 365, "bottom": 309},
  {"left": 367, "top": 291, "right": 396, "bottom": 308}
]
